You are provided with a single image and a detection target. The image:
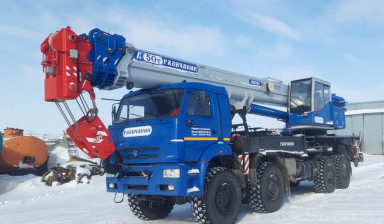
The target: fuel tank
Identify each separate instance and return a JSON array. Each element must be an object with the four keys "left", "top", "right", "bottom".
[{"left": 0, "top": 128, "right": 48, "bottom": 175}]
